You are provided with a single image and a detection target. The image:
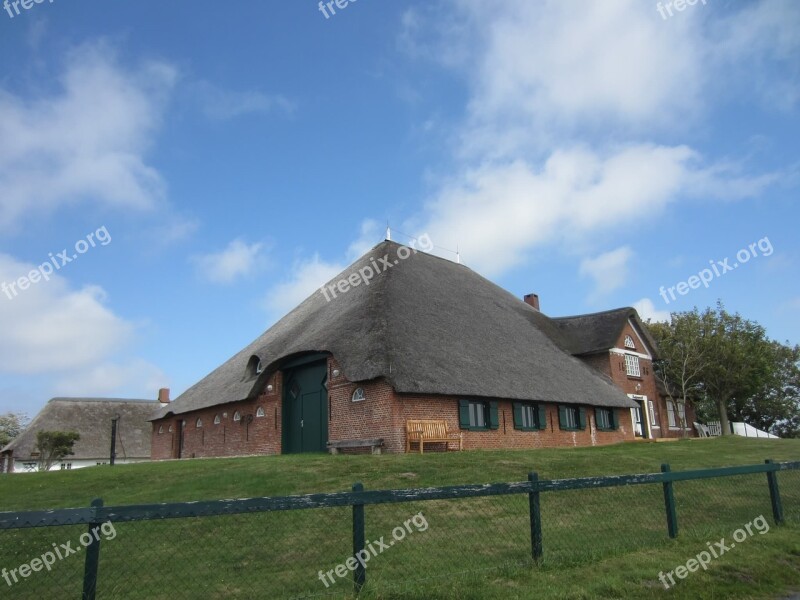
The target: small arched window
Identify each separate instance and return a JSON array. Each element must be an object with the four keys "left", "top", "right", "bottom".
[
  {"left": 256, "top": 406, "right": 266, "bottom": 418},
  {"left": 158, "top": 425, "right": 164, "bottom": 434},
  {"left": 352, "top": 387, "right": 366, "bottom": 402},
  {"left": 624, "top": 335, "right": 636, "bottom": 349},
  {"left": 168, "top": 425, "right": 173, "bottom": 433},
  {"left": 196, "top": 418, "right": 203, "bottom": 428},
  {"left": 233, "top": 411, "right": 242, "bottom": 422},
  {"left": 214, "top": 414, "right": 221, "bottom": 425}
]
